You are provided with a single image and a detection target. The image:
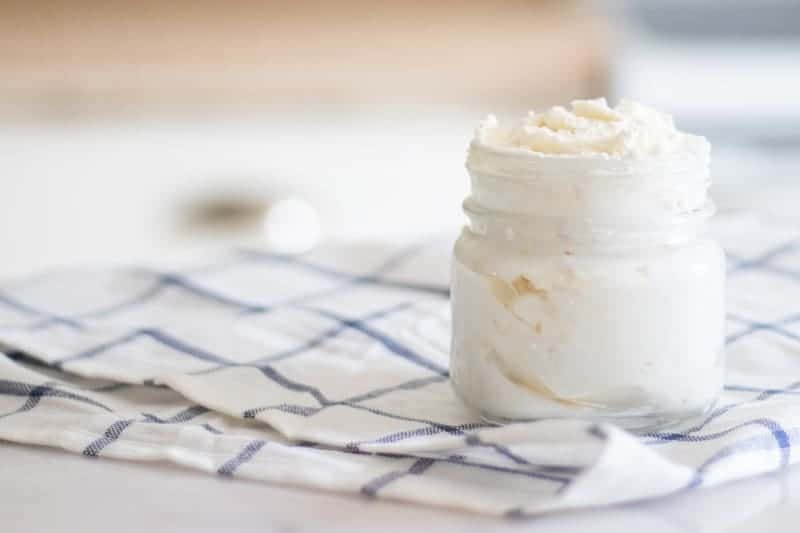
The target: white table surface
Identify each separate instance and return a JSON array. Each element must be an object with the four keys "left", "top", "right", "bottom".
[
  {"left": 2, "top": 111, "right": 799, "bottom": 532},
  {"left": 3, "top": 440, "right": 800, "bottom": 533}
]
